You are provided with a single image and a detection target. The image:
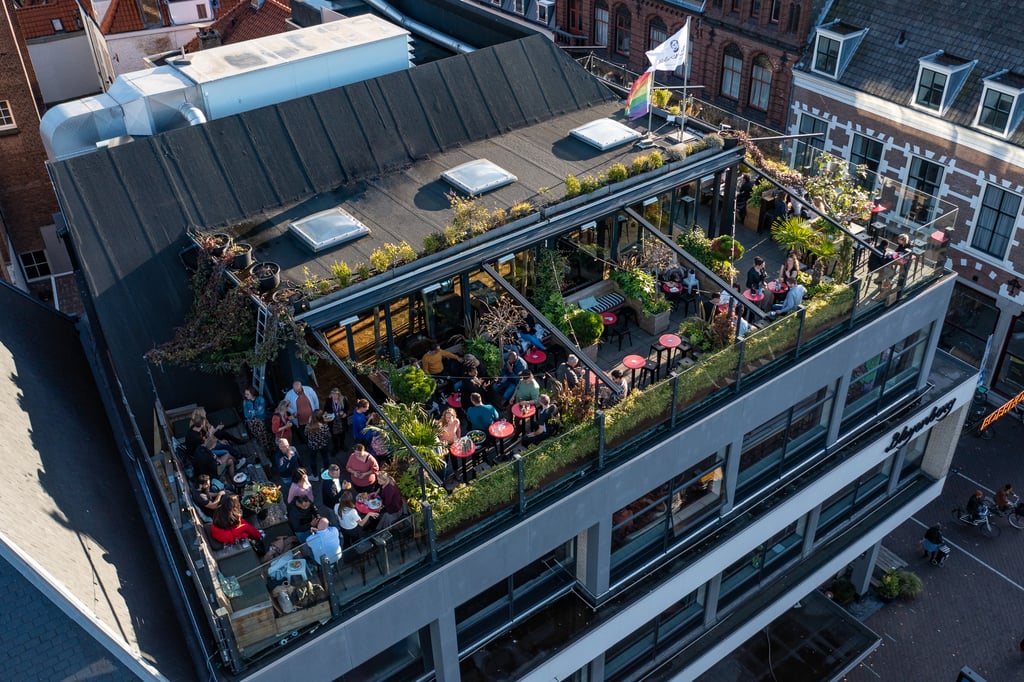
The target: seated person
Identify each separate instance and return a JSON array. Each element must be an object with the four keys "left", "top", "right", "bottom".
[
  {"left": 494, "top": 351, "right": 527, "bottom": 403},
  {"left": 377, "top": 472, "right": 406, "bottom": 528},
  {"left": 966, "top": 489, "right": 986, "bottom": 520},
  {"left": 511, "top": 371, "right": 541, "bottom": 405},
  {"left": 185, "top": 406, "right": 244, "bottom": 460},
  {"left": 421, "top": 341, "right": 462, "bottom": 378},
  {"left": 305, "top": 516, "right": 343, "bottom": 564},
  {"left": 522, "top": 394, "right": 557, "bottom": 447},
  {"left": 193, "top": 436, "right": 242, "bottom": 483},
  {"left": 210, "top": 496, "right": 263, "bottom": 548},
  {"left": 287, "top": 495, "right": 320, "bottom": 543},
  {"left": 191, "top": 474, "right": 228, "bottom": 515},
  {"left": 994, "top": 483, "right": 1017, "bottom": 512},
  {"left": 555, "top": 354, "right": 583, "bottom": 389},
  {"left": 772, "top": 276, "right": 806, "bottom": 314},
  {"left": 516, "top": 318, "right": 547, "bottom": 352},
  {"left": 701, "top": 292, "right": 722, "bottom": 321},
  {"left": 599, "top": 370, "right": 629, "bottom": 407},
  {"left": 745, "top": 256, "right": 768, "bottom": 293},
  {"left": 335, "top": 491, "right": 379, "bottom": 549},
  {"left": 466, "top": 392, "right": 499, "bottom": 433},
  {"left": 275, "top": 438, "right": 303, "bottom": 488}
]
